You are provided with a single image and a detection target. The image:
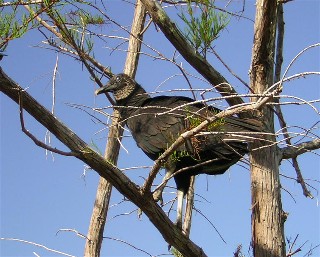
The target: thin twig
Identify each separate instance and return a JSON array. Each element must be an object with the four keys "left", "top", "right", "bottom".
[
  {"left": 193, "top": 207, "right": 227, "bottom": 244},
  {"left": 211, "top": 48, "right": 251, "bottom": 91},
  {"left": 56, "top": 228, "right": 89, "bottom": 240},
  {"left": 103, "top": 236, "right": 154, "bottom": 257},
  {"left": 18, "top": 91, "right": 76, "bottom": 157},
  {"left": 0, "top": 238, "right": 76, "bottom": 257},
  {"left": 45, "top": 54, "right": 59, "bottom": 159}
]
